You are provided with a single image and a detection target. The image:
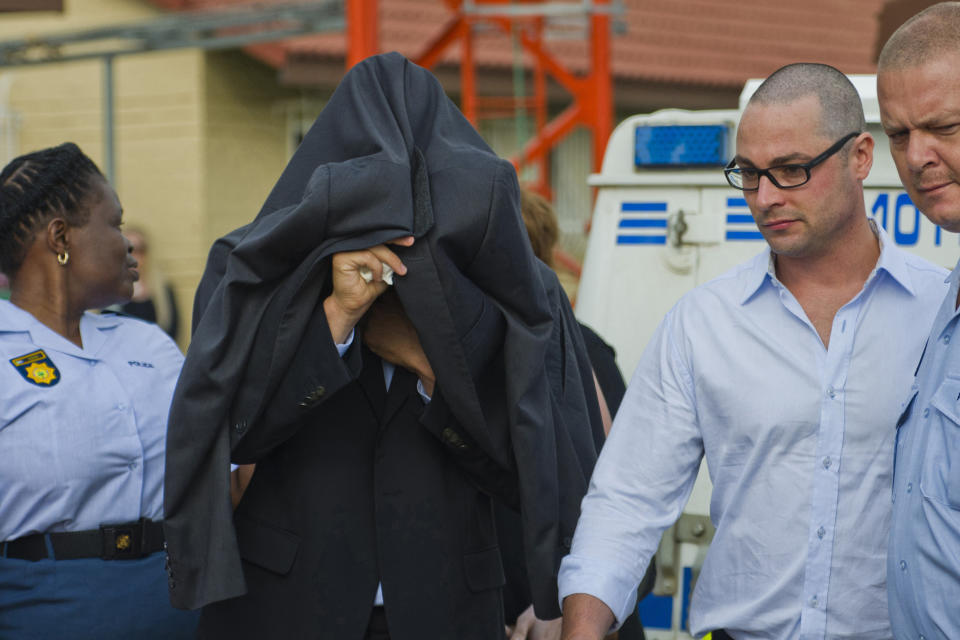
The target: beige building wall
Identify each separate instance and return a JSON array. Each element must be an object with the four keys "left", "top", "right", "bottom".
[
  {"left": 202, "top": 50, "right": 299, "bottom": 255},
  {"left": 0, "top": 0, "right": 308, "bottom": 348},
  {"left": 114, "top": 50, "right": 205, "bottom": 349}
]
